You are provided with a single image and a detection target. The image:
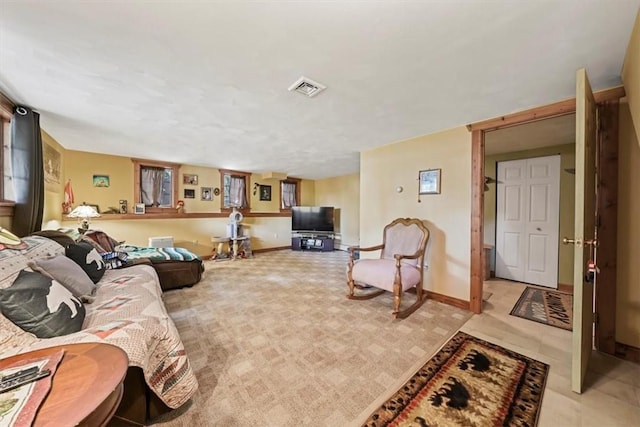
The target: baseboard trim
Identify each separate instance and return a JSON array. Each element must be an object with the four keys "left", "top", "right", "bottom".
[
  {"left": 614, "top": 342, "right": 640, "bottom": 364},
  {"left": 252, "top": 246, "right": 291, "bottom": 254},
  {"left": 425, "top": 291, "right": 470, "bottom": 311},
  {"left": 558, "top": 283, "right": 573, "bottom": 294}
]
